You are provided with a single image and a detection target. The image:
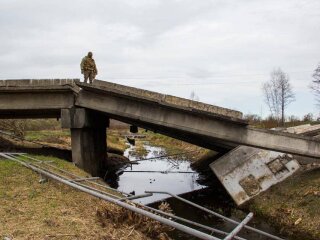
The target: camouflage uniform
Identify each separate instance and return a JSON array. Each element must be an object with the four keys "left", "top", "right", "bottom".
[{"left": 80, "top": 52, "right": 98, "bottom": 84}]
